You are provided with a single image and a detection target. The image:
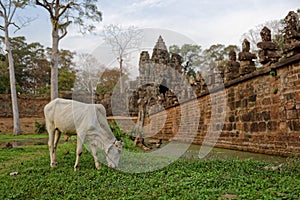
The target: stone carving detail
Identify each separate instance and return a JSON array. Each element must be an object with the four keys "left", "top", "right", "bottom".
[
  {"left": 170, "top": 53, "right": 183, "bottom": 73},
  {"left": 238, "top": 39, "right": 256, "bottom": 74},
  {"left": 257, "top": 27, "right": 280, "bottom": 65},
  {"left": 282, "top": 11, "right": 300, "bottom": 58},
  {"left": 151, "top": 35, "right": 170, "bottom": 65},
  {"left": 129, "top": 36, "right": 184, "bottom": 112},
  {"left": 224, "top": 49, "right": 240, "bottom": 82}
]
